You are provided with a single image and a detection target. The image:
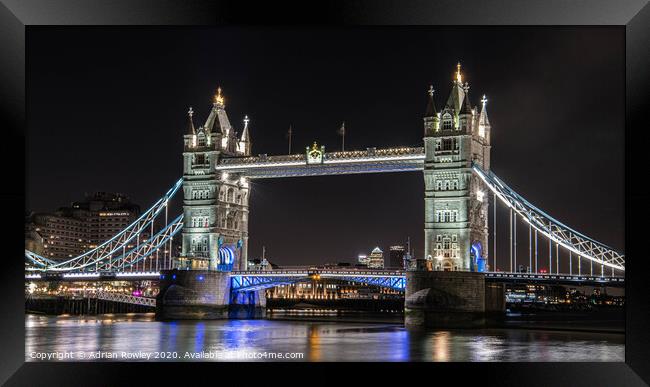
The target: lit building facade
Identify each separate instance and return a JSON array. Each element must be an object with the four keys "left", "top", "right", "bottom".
[
  {"left": 179, "top": 88, "right": 252, "bottom": 271},
  {"left": 367, "top": 247, "right": 384, "bottom": 269},
  {"left": 67, "top": 192, "right": 141, "bottom": 248},
  {"left": 423, "top": 64, "right": 491, "bottom": 271},
  {"left": 357, "top": 254, "right": 369, "bottom": 267},
  {"left": 26, "top": 193, "right": 141, "bottom": 260},
  {"left": 26, "top": 213, "right": 88, "bottom": 259}
]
